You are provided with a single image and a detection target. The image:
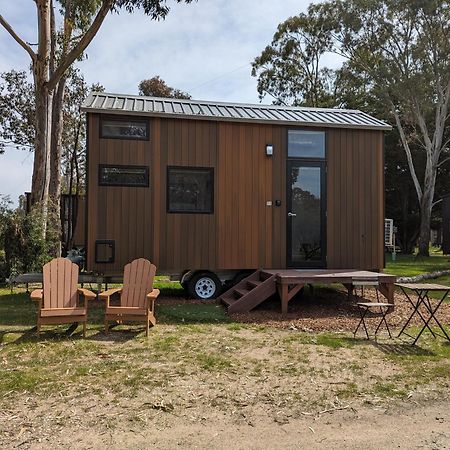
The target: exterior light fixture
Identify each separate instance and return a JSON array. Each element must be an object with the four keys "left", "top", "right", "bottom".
[{"left": 266, "top": 144, "right": 273, "bottom": 156}]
